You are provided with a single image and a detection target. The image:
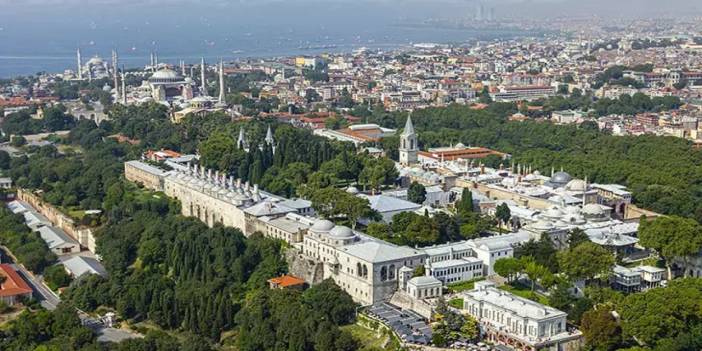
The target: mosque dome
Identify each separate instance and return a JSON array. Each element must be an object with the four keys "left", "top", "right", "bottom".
[
  {"left": 311, "top": 219, "right": 335, "bottom": 232},
  {"left": 329, "top": 226, "right": 355, "bottom": 239},
  {"left": 565, "top": 179, "right": 587, "bottom": 192},
  {"left": 149, "top": 69, "right": 182, "bottom": 83},
  {"left": 531, "top": 219, "right": 554, "bottom": 231},
  {"left": 551, "top": 171, "right": 572, "bottom": 185},
  {"left": 346, "top": 186, "right": 360, "bottom": 195},
  {"left": 86, "top": 56, "right": 104, "bottom": 66},
  {"left": 533, "top": 170, "right": 541, "bottom": 176},
  {"left": 582, "top": 203, "right": 605, "bottom": 217},
  {"left": 543, "top": 206, "right": 564, "bottom": 220}
]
